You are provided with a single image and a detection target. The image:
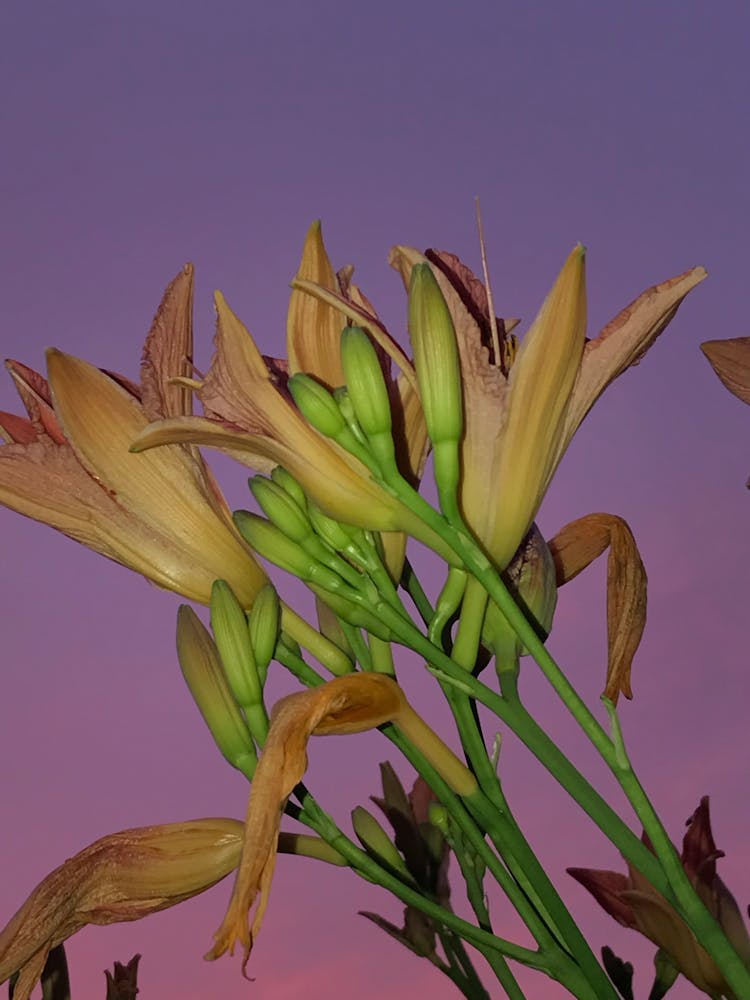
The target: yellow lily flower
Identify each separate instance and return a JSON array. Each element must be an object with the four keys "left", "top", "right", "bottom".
[
  {"left": 207, "top": 672, "right": 476, "bottom": 974},
  {"left": 131, "top": 224, "right": 434, "bottom": 559},
  {"left": 390, "top": 245, "right": 707, "bottom": 570},
  {"left": 0, "top": 818, "right": 244, "bottom": 1000},
  {"left": 0, "top": 266, "right": 266, "bottom": 606}
]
